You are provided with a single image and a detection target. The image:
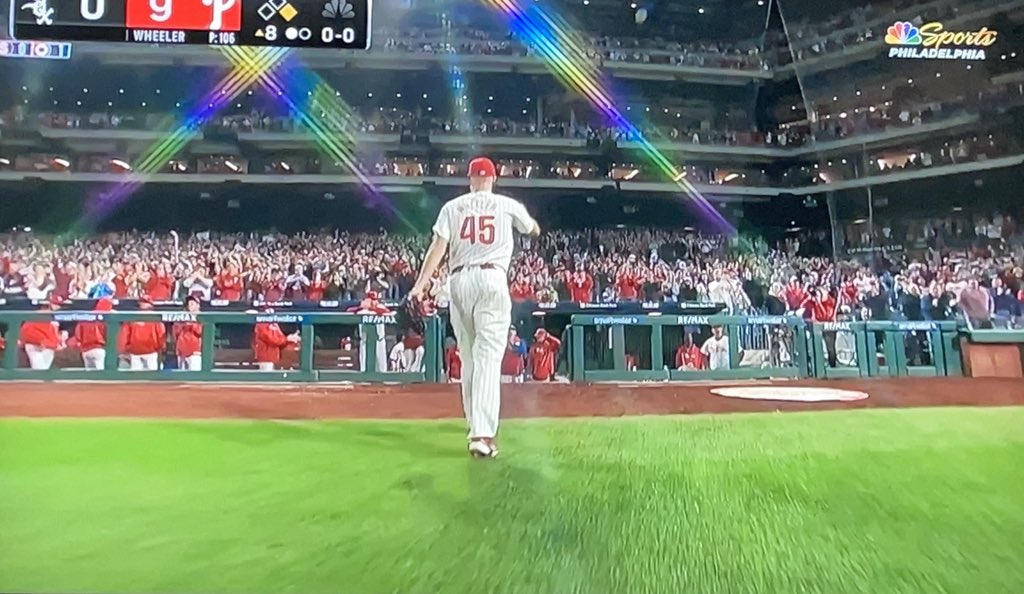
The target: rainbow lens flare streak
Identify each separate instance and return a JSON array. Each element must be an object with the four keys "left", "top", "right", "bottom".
[
  {"left": 221, "top": 47, "right": 420, "bottom": 232},
  {"left": 484, "top": 0, "right": 733, "bottom": 231},
  {"left": 79, "top": 46, "right": 291, "bottom": 229},
  {"left": 442, "top": 27, "right": 473, "bottom": 134}
]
